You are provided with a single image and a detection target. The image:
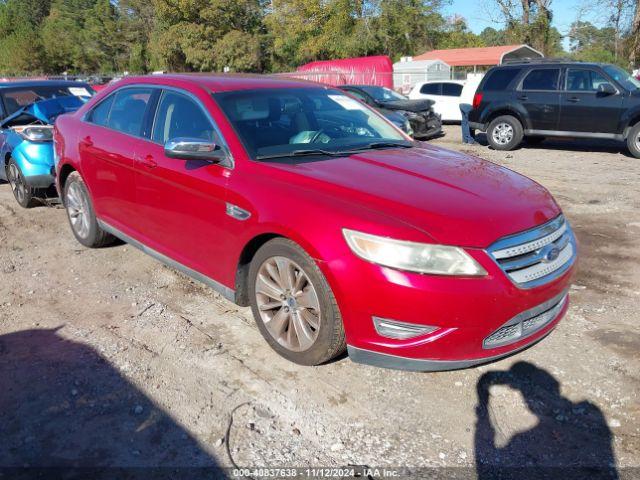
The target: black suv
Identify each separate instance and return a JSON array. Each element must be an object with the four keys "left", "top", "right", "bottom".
[{"left": 468, "top": 60, "right": 640, "bottom": 157}]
